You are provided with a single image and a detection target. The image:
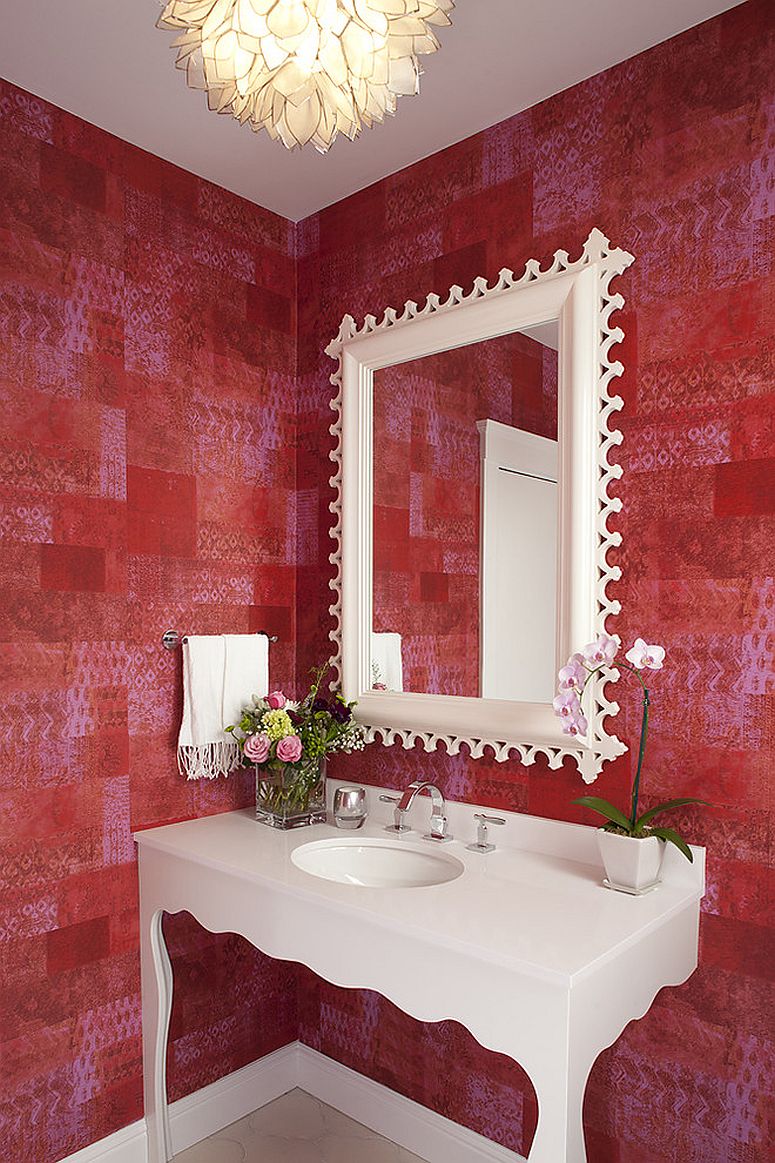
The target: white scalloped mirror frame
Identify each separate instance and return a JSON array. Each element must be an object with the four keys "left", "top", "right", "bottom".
[{"left": 326, "top": 229, "right": 634, "bottom": 782}]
